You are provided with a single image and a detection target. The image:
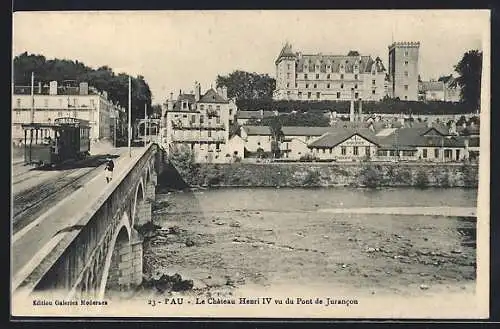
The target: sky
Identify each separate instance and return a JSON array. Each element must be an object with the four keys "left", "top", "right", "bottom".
[{"left": 13, "top": 10, "right": 489, "bottom": 104}]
